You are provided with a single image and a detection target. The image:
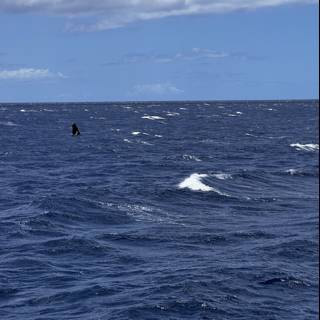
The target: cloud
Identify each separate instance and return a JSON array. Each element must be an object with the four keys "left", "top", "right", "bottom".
[
  {"left": 0, "top": 68, "right": 66, "bottom": 80},
  {"left": 0, "top": 0, "right": 317, "bottom": 30},
  {"left": 131, "top": 83, "right": 184, "bottom": 96},
  {"left": 104, "top": 48, "right": 229, "bottom": 66}
]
